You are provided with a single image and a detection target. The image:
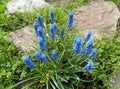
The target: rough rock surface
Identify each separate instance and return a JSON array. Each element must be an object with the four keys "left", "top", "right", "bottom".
[
  {"left": 74, "top": 0, "right": 120, "bottom": 38},
  {"left": 110, "top": 69, "right": 120, "bottom": 89},
  {"left": 6, "top": 0, "right": 49, "bottom": 14},
  {"left": 9, "top": 25, "right": 37, "bottom": 53}
]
